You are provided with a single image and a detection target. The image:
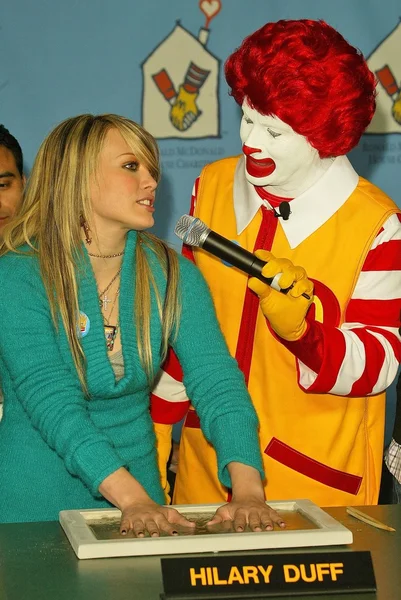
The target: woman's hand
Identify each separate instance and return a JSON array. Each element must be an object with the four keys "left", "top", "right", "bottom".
[
  {"left": 120, "top": 500, "right": 196, "bottom": 537},
  {"left": 99, "top": 466, "right": 195, "bottom": 537},
  {"left": 210, "top": 462, "right": 286, "bottom": 532},
  {"left": 207, "top": 496, "right": 285, "bottom": 532}
]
